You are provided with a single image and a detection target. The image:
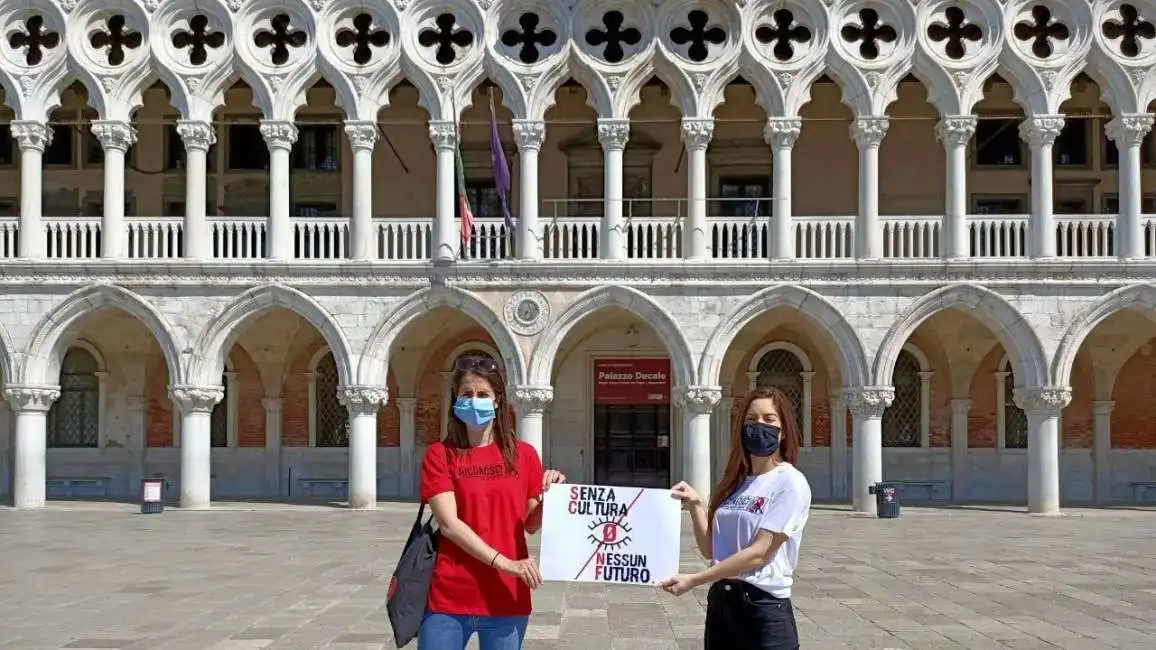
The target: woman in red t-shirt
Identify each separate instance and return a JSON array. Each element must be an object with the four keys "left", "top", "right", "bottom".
[{"left": 418, "top": 355, "right": 564, "bottom": 650}]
